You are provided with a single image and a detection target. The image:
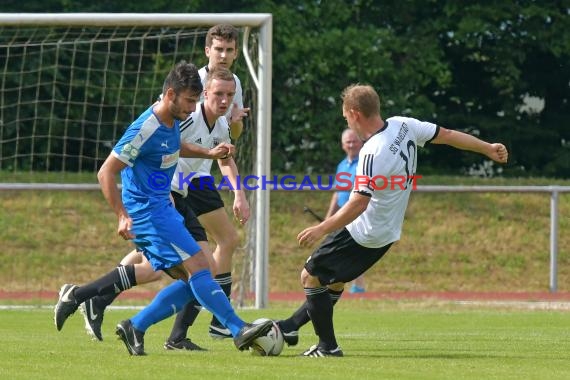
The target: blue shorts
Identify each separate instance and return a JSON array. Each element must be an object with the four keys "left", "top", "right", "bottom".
[{"left": 131, "top": 203, "right": 202, "bottom": 271}]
